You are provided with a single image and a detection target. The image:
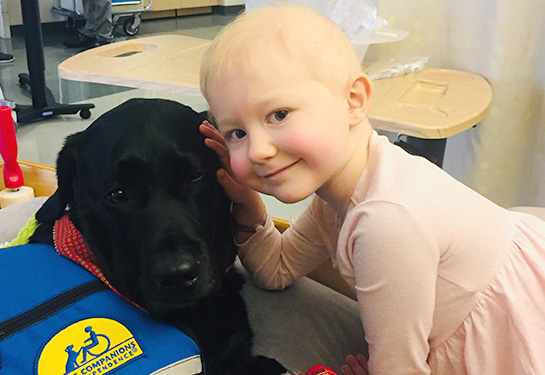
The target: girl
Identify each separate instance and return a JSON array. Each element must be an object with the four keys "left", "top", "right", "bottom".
[{"left": 199, "top": 4, "right": 545, "bottom": 374}]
